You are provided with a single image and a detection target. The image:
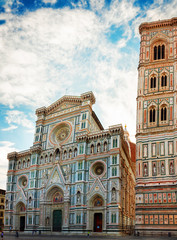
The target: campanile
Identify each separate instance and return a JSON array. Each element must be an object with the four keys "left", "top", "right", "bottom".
[{"left": 136, "top": 17, "right": 177, "bottom": 235}]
